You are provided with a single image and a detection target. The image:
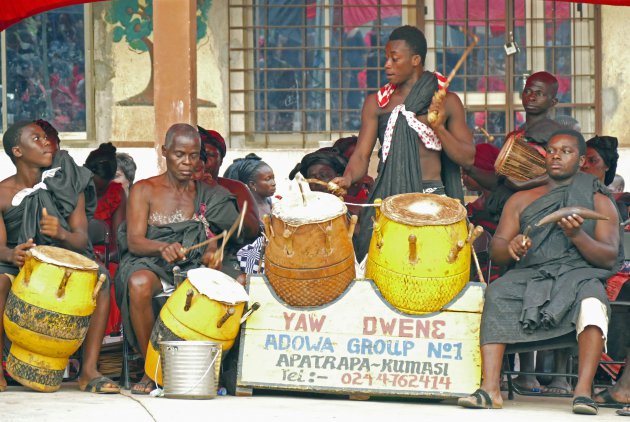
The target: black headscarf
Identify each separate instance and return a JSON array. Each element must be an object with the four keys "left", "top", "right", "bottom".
[
  {"left": 587, "top": 135, "right": 618, "bottom": 186},
  {"left": 288, "top": 147, "right": 348, "bottom": 180},
  {"left": 223, "top": 153, "right": 268, "bottom": 185}
]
